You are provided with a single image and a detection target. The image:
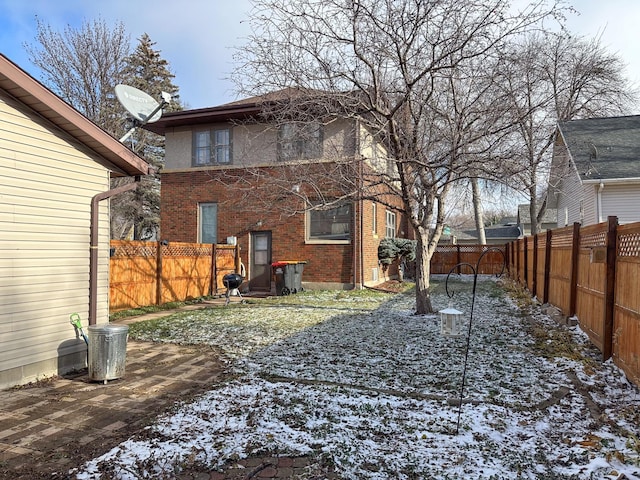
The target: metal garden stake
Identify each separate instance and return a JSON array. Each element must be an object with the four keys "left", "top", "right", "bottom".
[{"left": 444, "top": 247, "right": 506, "bottom": 434}]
